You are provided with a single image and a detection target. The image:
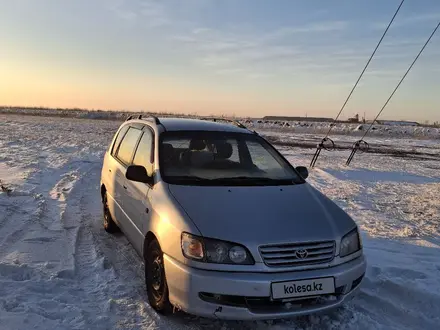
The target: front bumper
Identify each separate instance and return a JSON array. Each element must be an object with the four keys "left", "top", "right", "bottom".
[{"left": 164, "top": 254, "right": 366, "bottom": 320}]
